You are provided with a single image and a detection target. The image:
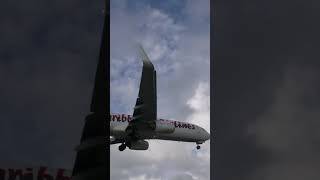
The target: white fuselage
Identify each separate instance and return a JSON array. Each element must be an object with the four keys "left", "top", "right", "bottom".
[{"left": 110, "top": 113, "right": 210, "bottom": 144}]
